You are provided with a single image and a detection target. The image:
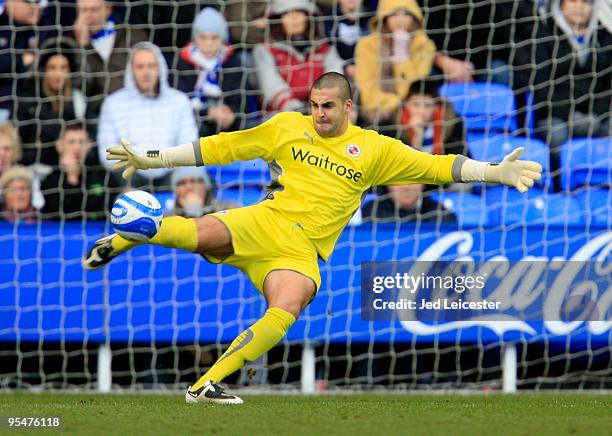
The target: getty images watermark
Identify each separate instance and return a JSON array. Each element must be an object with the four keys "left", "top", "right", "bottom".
[{"left": 360, "top": 261, "right": 611, "bottom": 322}]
